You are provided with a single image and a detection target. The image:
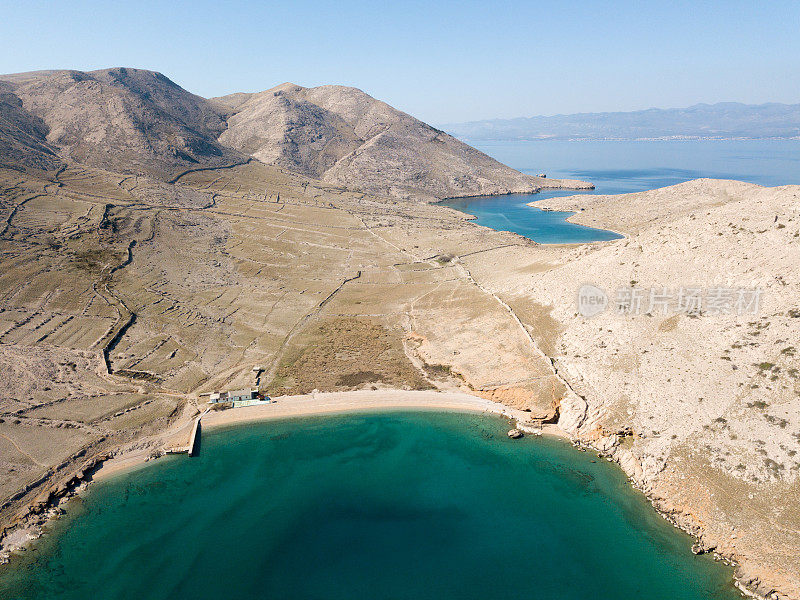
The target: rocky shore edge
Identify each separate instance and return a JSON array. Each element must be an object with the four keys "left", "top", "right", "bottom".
[
  {"left": 0, "top": 451, "right": 111, "bottom": 563},
  {"left": 556, "top": 393, "right": 787, "bottom": 600}
]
